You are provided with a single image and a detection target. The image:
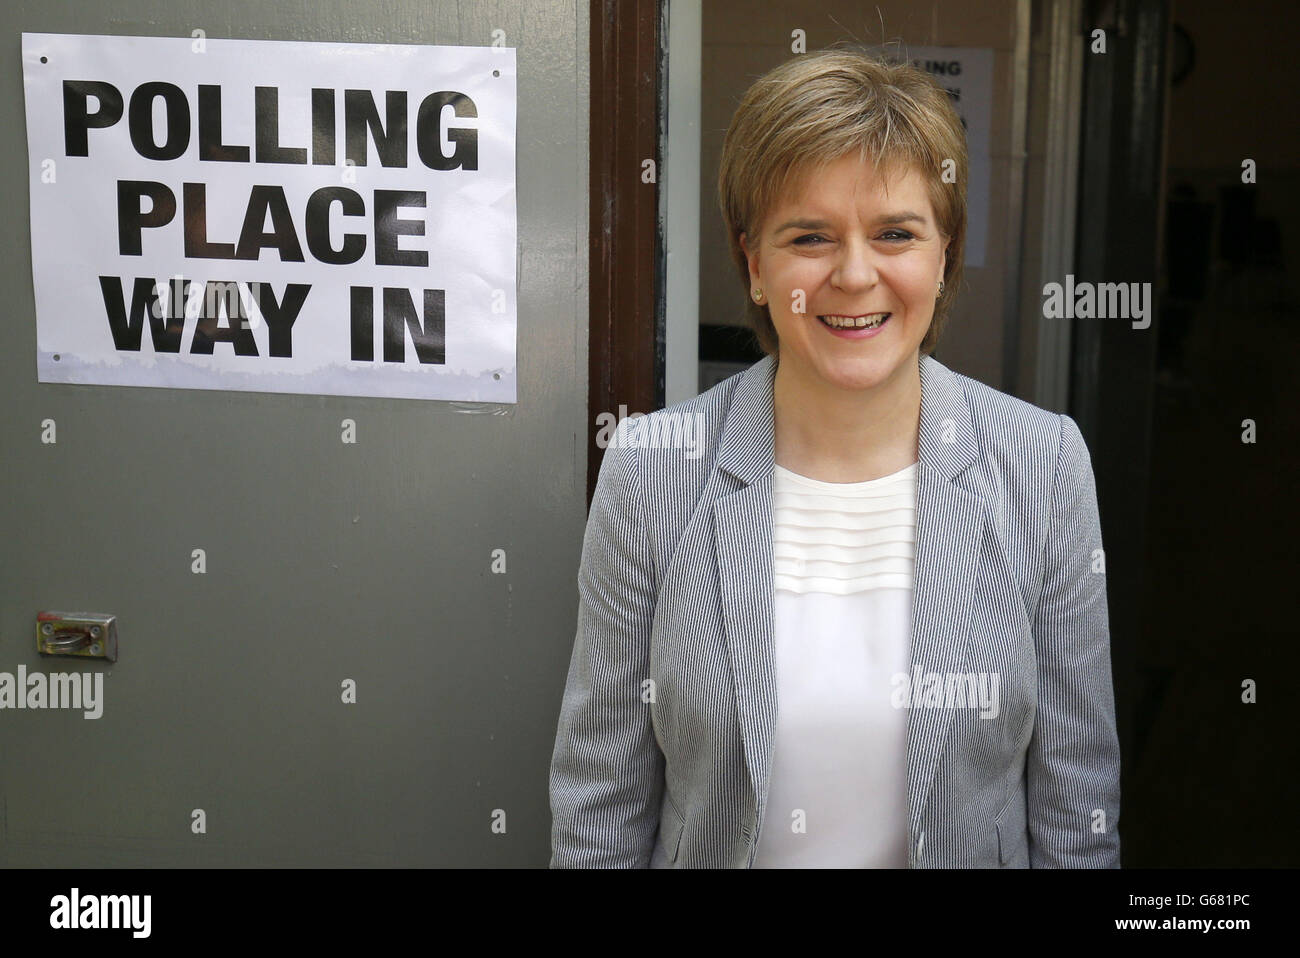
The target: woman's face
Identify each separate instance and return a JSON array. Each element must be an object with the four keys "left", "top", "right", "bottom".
[{"left": 741, "top": 153, "right": 947, "bottom": 394}]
